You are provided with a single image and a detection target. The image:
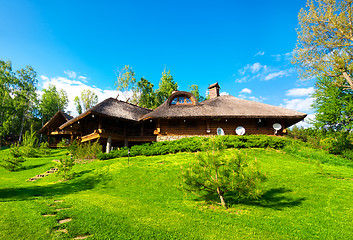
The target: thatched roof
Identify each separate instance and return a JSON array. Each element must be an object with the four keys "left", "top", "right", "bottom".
[
  {"left": 39, "top": 111, "right": 73, "bottom": 134},
  {"left": 142, "top": 94, "right": 307, "bottom": 120},
  {"left": 60, "top": 98, "right": 152, "bottom": 130}
]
